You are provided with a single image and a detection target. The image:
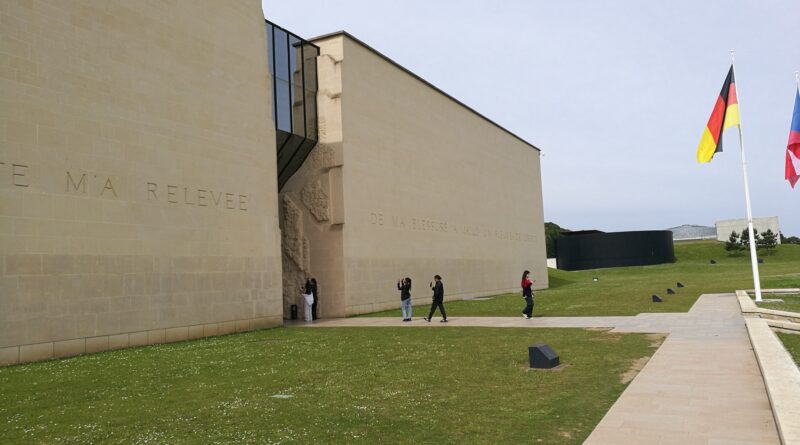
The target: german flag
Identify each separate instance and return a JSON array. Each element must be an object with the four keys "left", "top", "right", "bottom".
[{"left": 697, "top": 66, "right": 741, "bottom": 163}]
